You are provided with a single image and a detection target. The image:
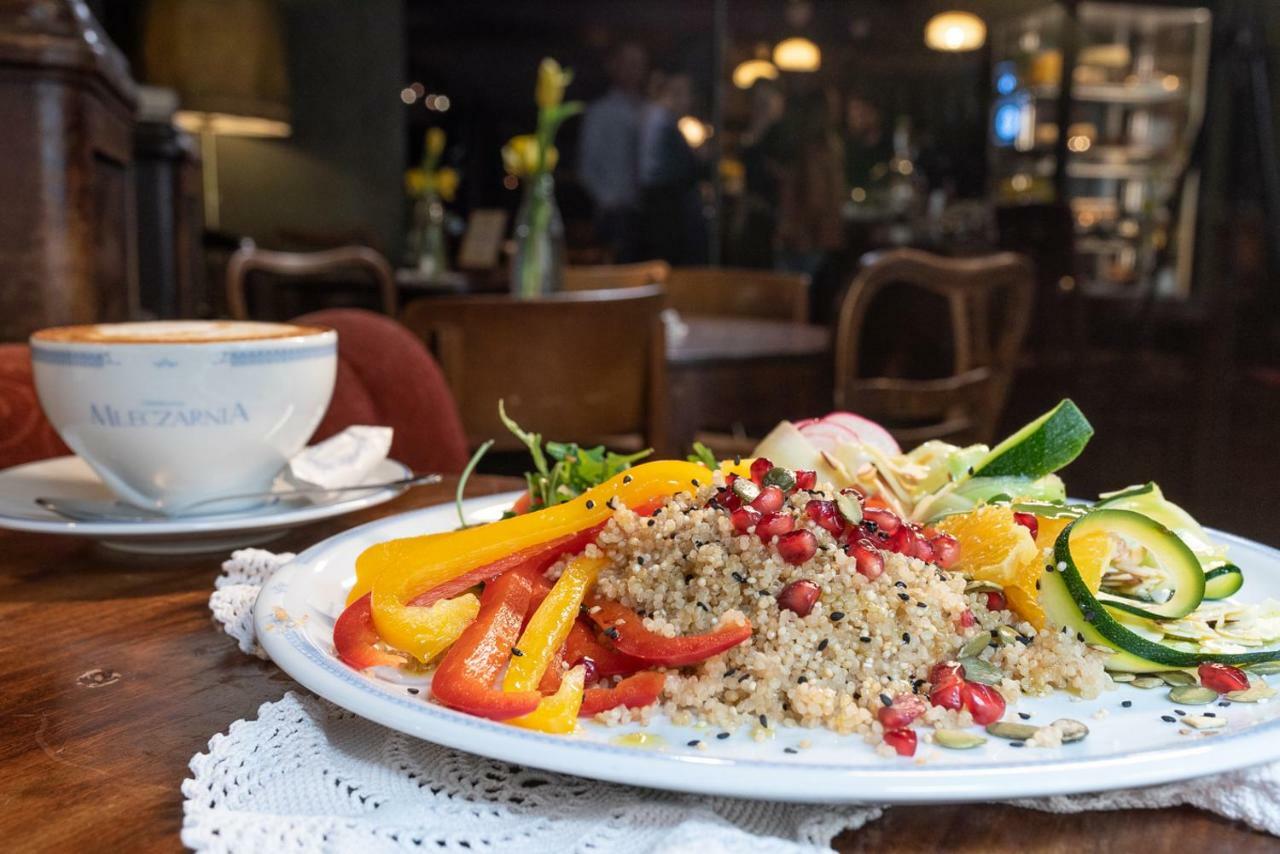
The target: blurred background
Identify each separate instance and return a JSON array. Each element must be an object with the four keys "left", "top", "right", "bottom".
[{"left": 2, "top": 0, "right": 1278, "bottom": 543}]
